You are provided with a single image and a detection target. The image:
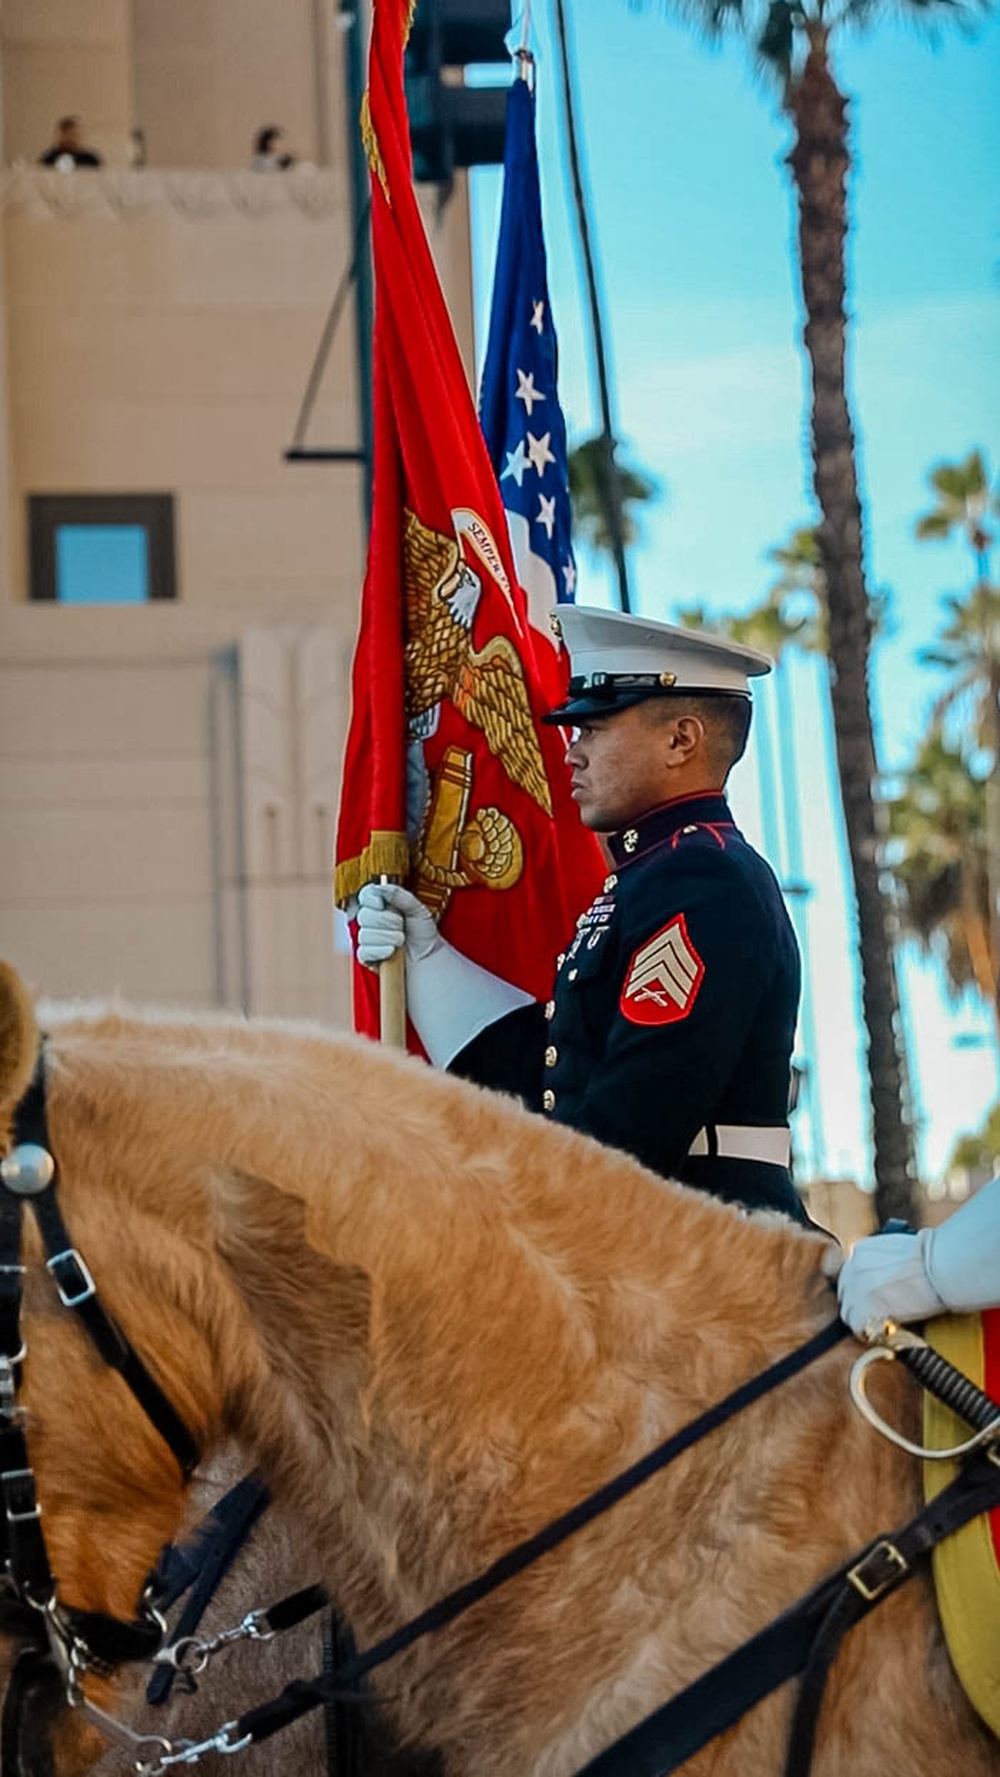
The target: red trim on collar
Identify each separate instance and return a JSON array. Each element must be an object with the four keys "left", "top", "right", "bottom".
[{"left": 641, "top": 789, "right": 727, "bottom": 819}]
